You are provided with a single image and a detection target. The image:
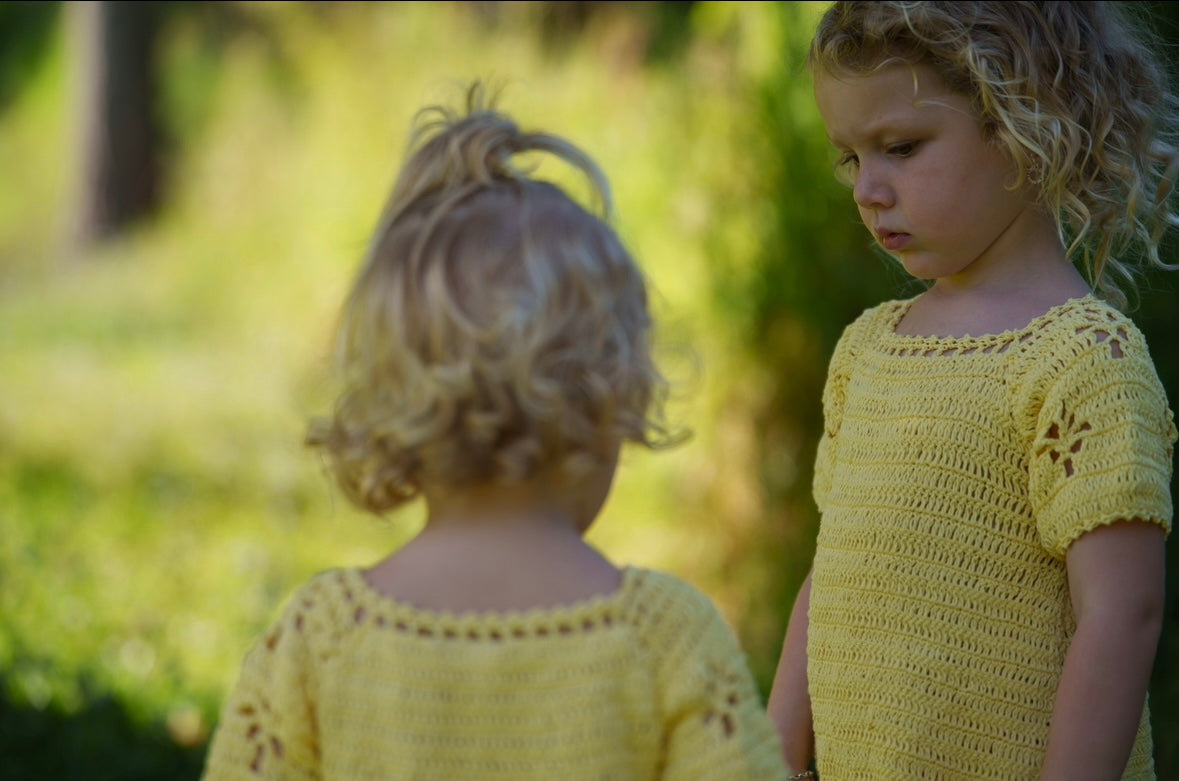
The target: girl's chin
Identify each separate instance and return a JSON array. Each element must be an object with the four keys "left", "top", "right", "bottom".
[
  {"left": 894, "top": 255, "right": 949, "bottom": 282},
  {"left": 876, "top": 245, "right": 953, "bottom": 281}
]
